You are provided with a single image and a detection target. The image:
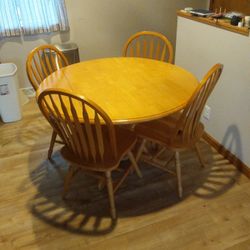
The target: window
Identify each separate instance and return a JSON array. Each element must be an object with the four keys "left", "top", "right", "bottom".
[{"left": 0, "top": 0, "right": 69, "bottom": 38}]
